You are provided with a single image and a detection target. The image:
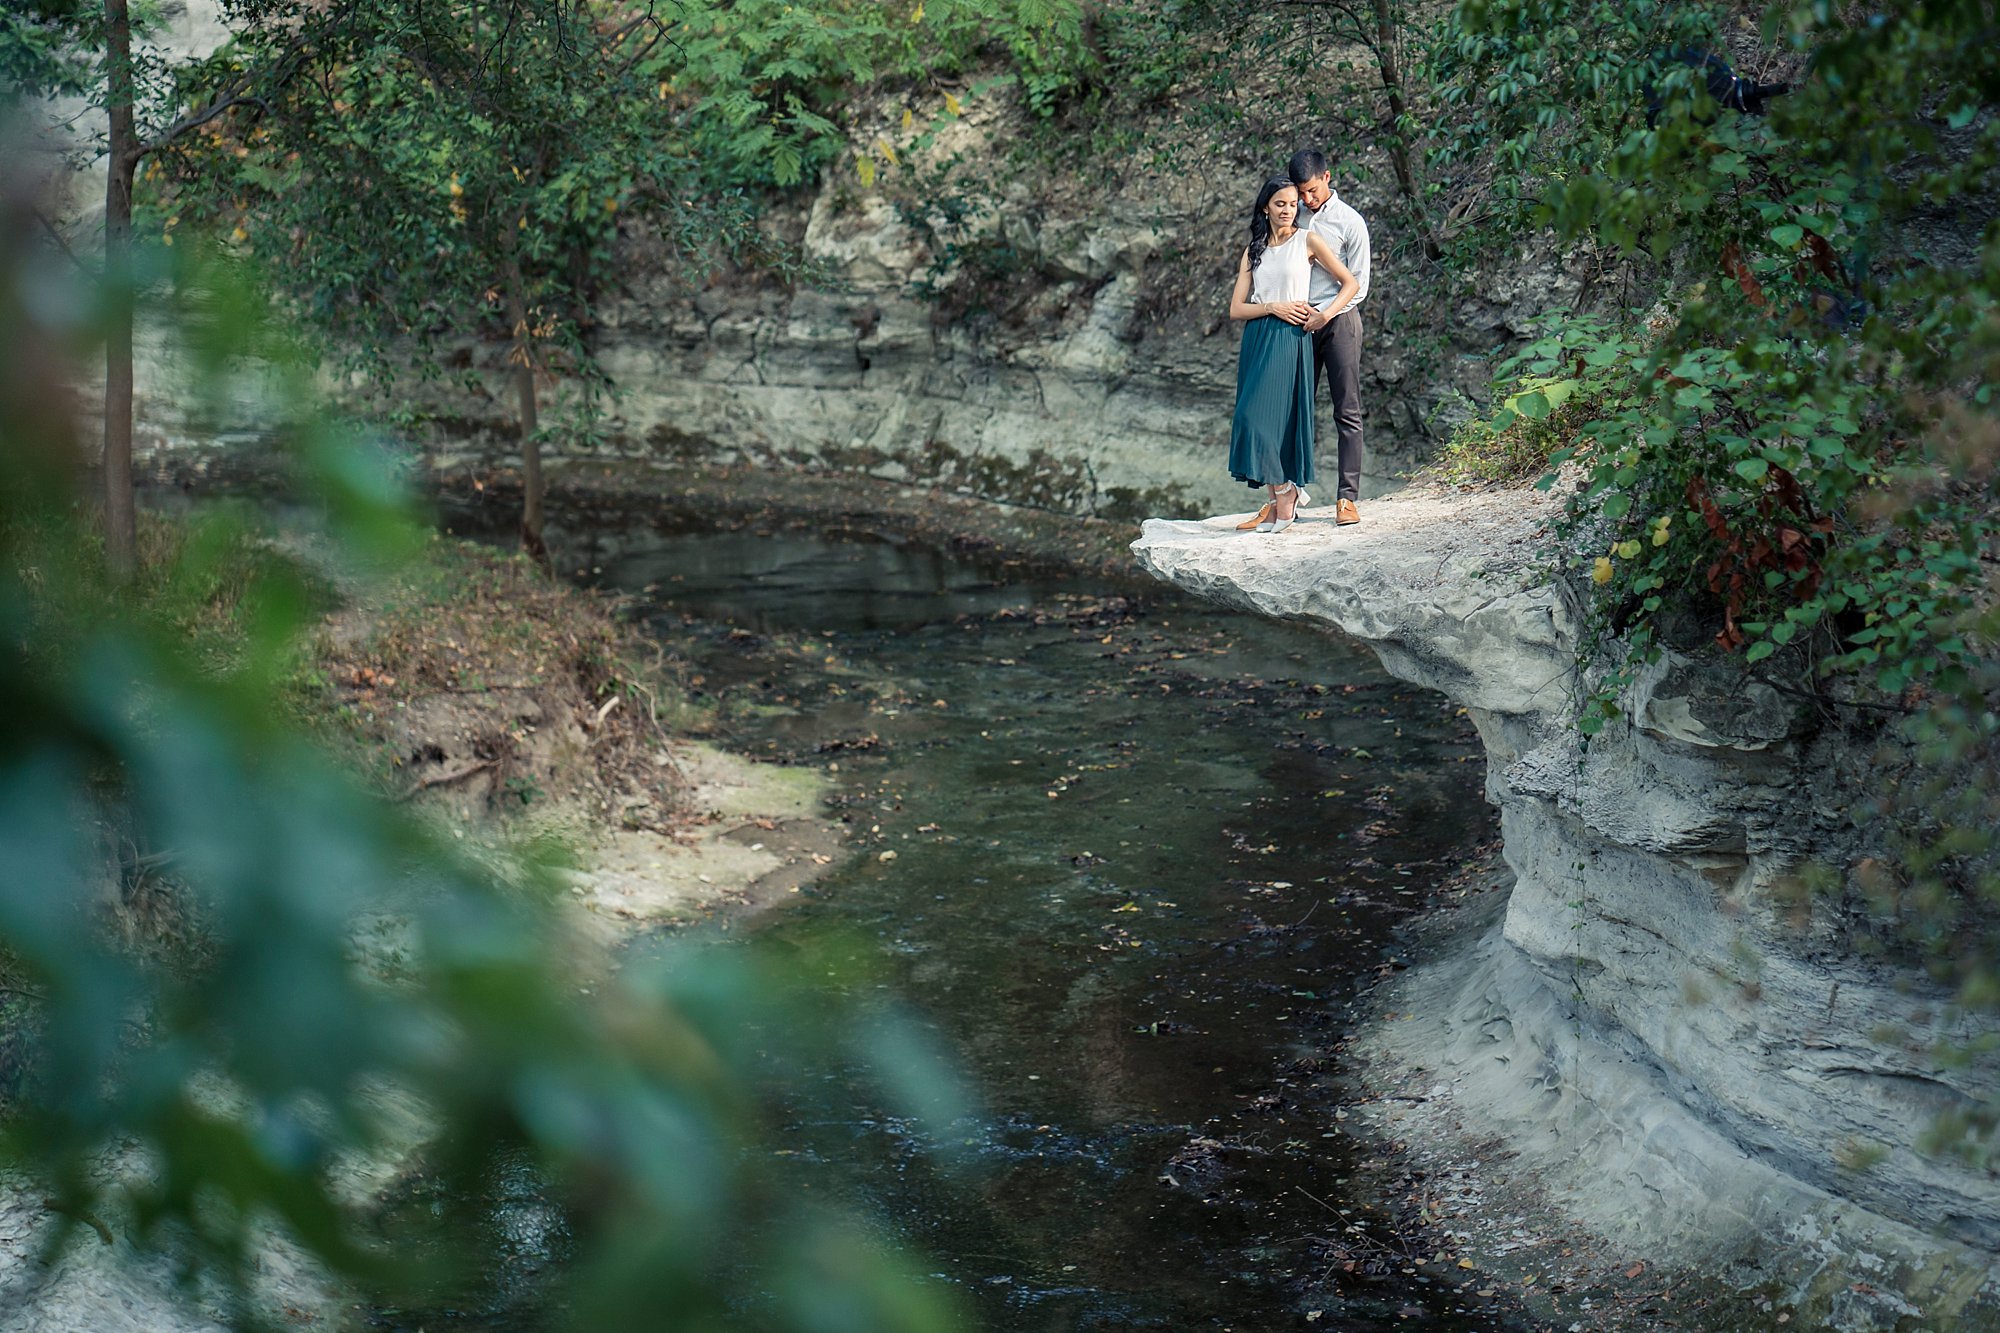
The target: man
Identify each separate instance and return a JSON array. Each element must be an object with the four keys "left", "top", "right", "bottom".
[{"left": 1287, "top": 149, "right": 1371, "bottom": 525}]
